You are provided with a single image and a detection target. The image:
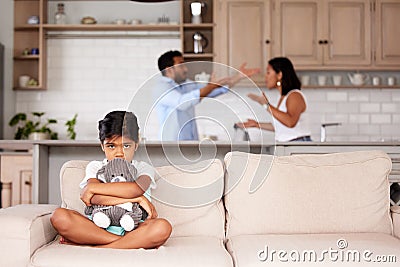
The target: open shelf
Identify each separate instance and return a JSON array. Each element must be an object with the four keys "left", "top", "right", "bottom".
[{"left": 43, "top": 24, "right": 180, "bottom": 31}]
